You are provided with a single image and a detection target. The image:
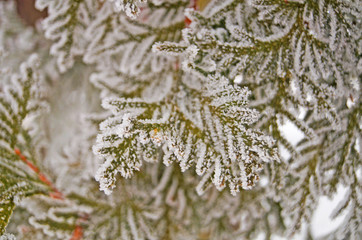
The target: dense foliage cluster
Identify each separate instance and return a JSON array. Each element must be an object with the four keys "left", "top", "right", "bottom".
[{"left": 0, "top": 0, "right": 360, "bottom": 239}]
